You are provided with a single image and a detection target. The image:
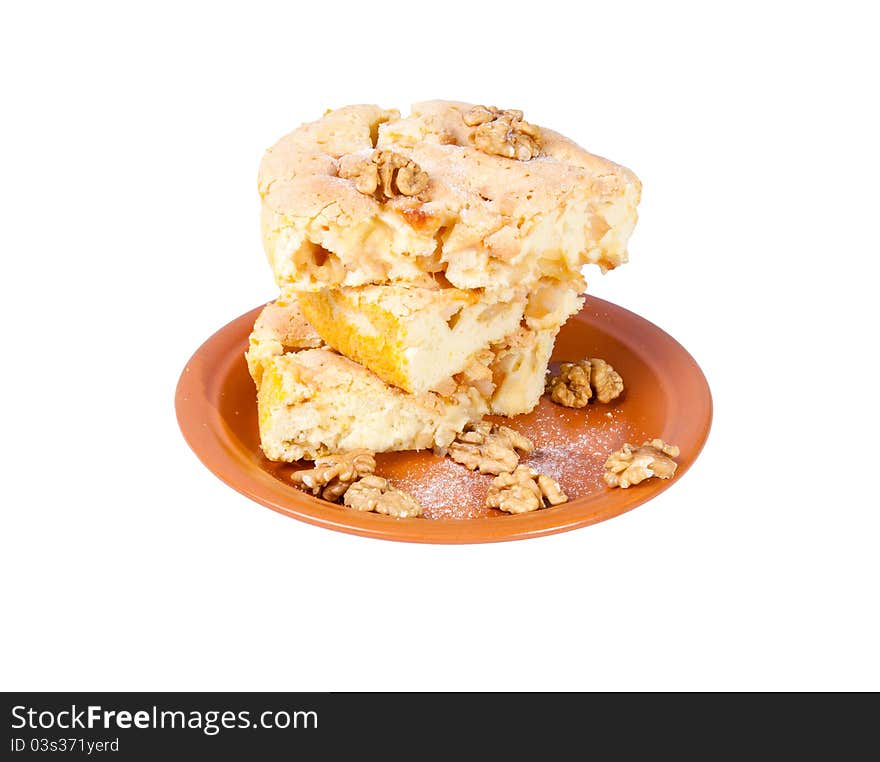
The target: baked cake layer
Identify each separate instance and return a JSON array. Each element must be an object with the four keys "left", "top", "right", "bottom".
[
  {"left": 245, "top": 295, "right": 581, "bottom": 461},
  {"left": 246, "top": 301, "right": 488, "bottom": 460},
  {"left": 297, "top": 284, "right": 528, "bottom": 395},
  {"left": 259, "top": 101, "right": 640, "bottom": 294},
  {"left": 489, "top": 327, "right": 558, "bottom": 417},
  {"left": 256, "top": 349, "right": 489, "bottom": 462},
  {"left": 297, "top": 280, "right": 583, "bottom": 402}
]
